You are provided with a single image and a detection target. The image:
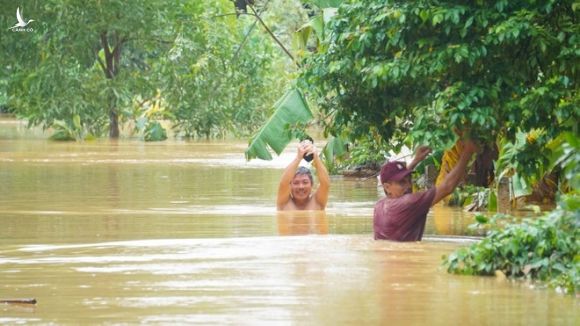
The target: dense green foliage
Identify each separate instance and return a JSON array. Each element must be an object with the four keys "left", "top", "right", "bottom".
[
  {"left": 444, "top": 195, "right": 579, "bottom": 294},
  {"left": 345, "top": 136, "right": 389, "bottom": 169},
  {"left": 444, "top": 134, "right": 579, "bottom": 294},
  {"left": 3, "top": 0, "right": 185, "bottom": 138},
  {"left": 1, "top": 0, "right": 303, "bottom": 140},
  {"left": 300, "top": 0, "right": 578, "bottom": 174}
]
